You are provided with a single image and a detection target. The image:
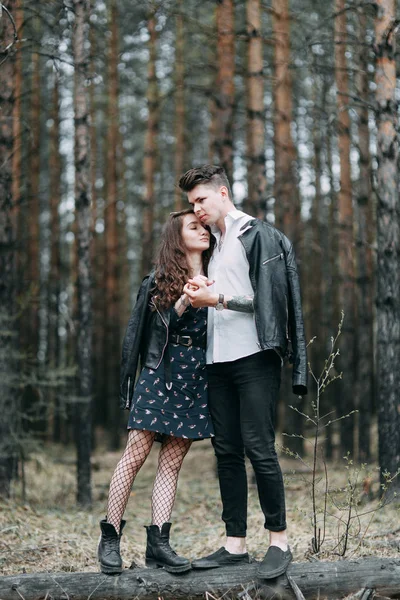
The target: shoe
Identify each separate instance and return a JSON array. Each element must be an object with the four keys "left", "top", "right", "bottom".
[
  {"left": 257, "top": 545, "right": 293, "bottom": 579},
  {"left": 191, "top": 547, "right": 250, "bottom": 570},
  {"left": 145, "top": 523, "right": 191, "bottom": 574},
  {"left": 98, "top": 519, "right": 126, "bottom": 574}
]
